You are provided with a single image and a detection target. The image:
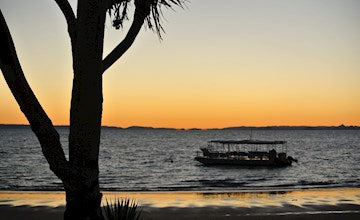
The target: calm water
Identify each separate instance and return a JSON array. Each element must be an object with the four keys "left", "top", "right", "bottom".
[{"left": 0, "top": 128, "right": 359, "bottom": 191}]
